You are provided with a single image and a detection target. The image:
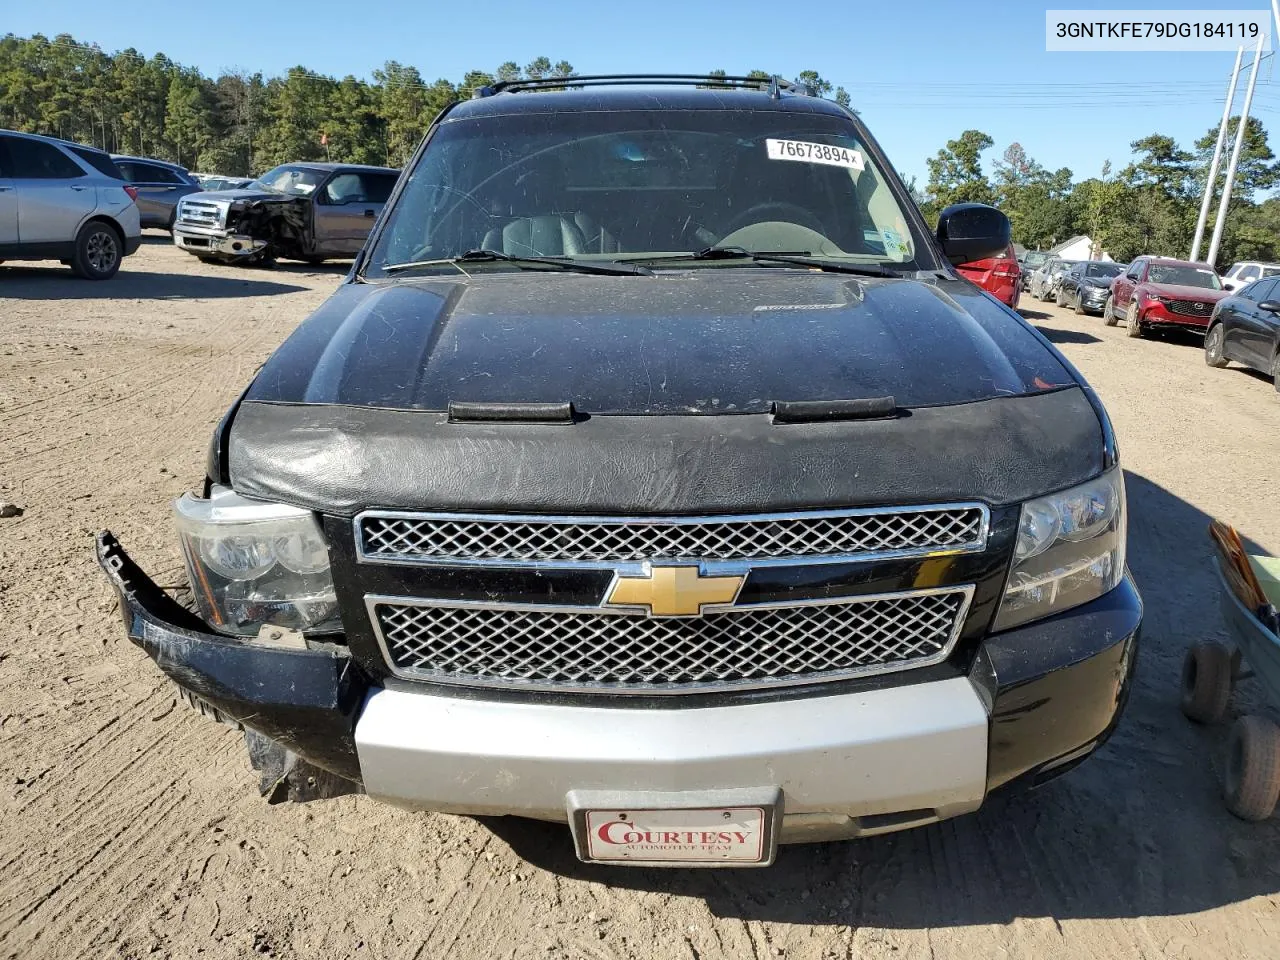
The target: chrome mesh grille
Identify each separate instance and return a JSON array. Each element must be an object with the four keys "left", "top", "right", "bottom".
[
  {"left": 372, "top": 590, "right": 969, "bottom": 693},
  {"left": 358, "top": 507, "right": 986, "bottom": 565}
]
